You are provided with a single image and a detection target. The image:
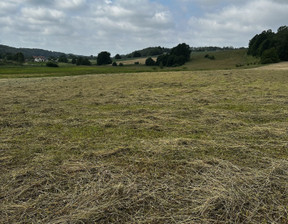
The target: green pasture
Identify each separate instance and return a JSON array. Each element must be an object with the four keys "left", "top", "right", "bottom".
[{"left": 0, "top": 49, "right": 261, "bottom": 78}]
